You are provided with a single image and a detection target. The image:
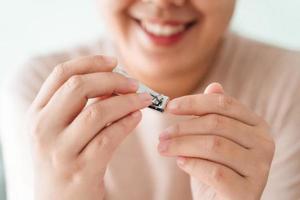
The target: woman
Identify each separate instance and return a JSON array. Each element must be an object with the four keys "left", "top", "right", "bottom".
[{"left": 1, "top": 0, "right": 300, "bottom": 199}]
